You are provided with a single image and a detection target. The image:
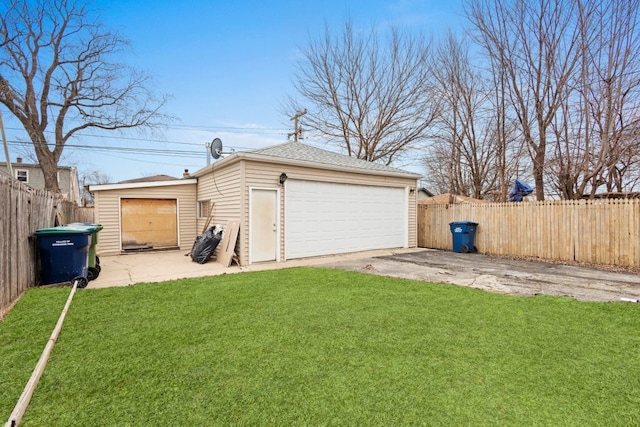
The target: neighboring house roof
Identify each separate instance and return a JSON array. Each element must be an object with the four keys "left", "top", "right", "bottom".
[
  {"left": 89, "top": 178, "right": 197, "bottom": 192},
  {"left": 417, "top": 187, "right": 435, "bottom": 199},
  {"left": 119, "top": 174, "right": 179, "bottom": 184},
  {"left": 584, "top": 192, "right": 640, "bottom": 199},
  {"left": 0, "top": 161, "right": 75, "bottom": 171},
  {"left": 418, "top": 193, "right": 485, "bottom": 204},
  {"left": 194, "top": 141, "right": 422, "bottom": 179}
]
